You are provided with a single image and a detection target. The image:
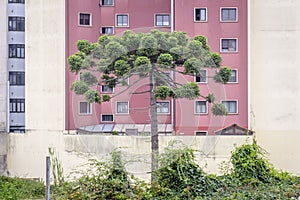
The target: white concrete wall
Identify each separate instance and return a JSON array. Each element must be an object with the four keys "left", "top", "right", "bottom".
[
  {"left": 25, "top": 0, "right": 65, "bottom": 131},
  {"left": 0, "top": 0, "right": 8, "bottom": 132},
  {"left": 250, "top": 0, "right": 300, "bottom": 174},
  {"left": 7, "top": 132, "right": 251, "bottom": 181}
]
